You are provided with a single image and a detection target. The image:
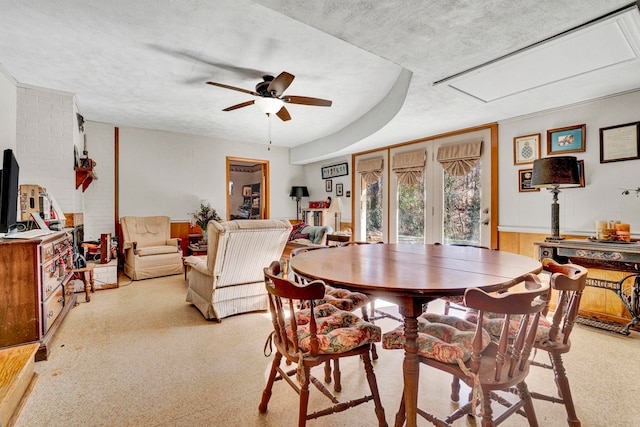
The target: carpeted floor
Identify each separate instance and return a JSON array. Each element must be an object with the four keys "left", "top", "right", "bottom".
[{"left": 14, "top": 273, "right": 640, "bottom": 426}]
